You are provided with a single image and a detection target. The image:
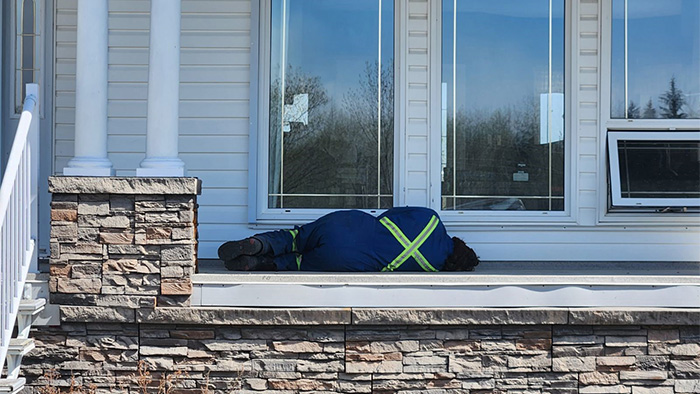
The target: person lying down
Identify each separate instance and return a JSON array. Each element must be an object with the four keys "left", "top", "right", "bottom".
[{"left": 218, "top": 207, "right": 479, "bottom": 272}]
